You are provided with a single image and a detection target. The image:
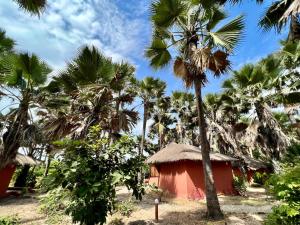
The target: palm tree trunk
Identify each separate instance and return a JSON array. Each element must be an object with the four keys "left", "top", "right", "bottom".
[
  {"left": 0, "top": 100, "right": 29, "bottom": 170},
  {"left": 140, "top": 103, "right": 148, "bottom": 157},
  {"left": 254, "top": 102, "right": 290, "bottom": 160},
  {"left": 138, "top": 102, "right": 148, "bottom": 184},
  {"left": 194, "top": 79, "right": 223, "bottom": 219},
  {"left": 288, "top": 15, "right": 300, "bottom": 42},
  {"left": 44, "top": 154, "right": 52, "bottom": 177}
]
